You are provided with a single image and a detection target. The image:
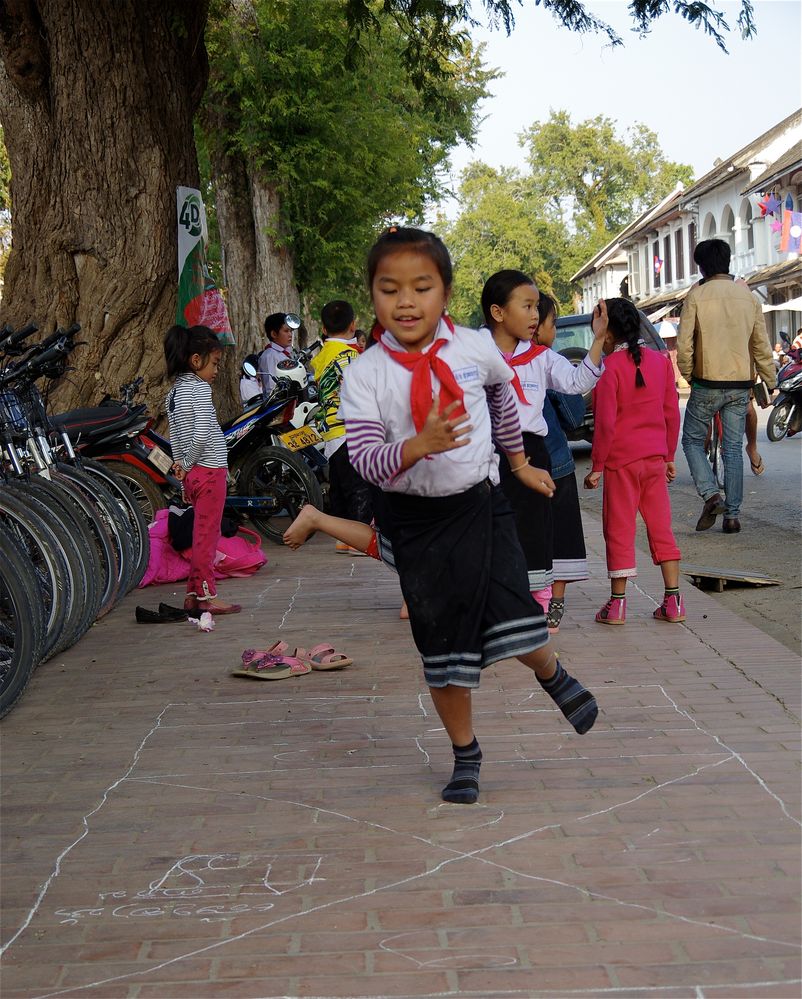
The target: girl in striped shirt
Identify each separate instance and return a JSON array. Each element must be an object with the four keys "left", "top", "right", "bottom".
[
  {"left": 338, "top": 227, "right": 598, "bottom": 806},
  {"left": 165, "top": 324, "right": 240, "bottom": 616}
]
